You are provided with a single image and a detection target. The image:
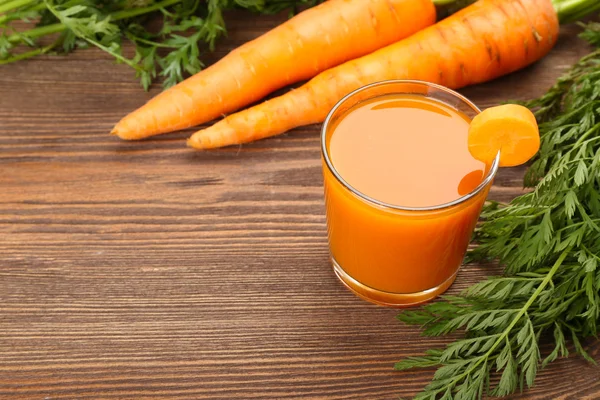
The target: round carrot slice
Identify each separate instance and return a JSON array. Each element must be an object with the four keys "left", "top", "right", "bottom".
[{"left": 468, "top": 104, "right": 540, "bottom": 167}]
